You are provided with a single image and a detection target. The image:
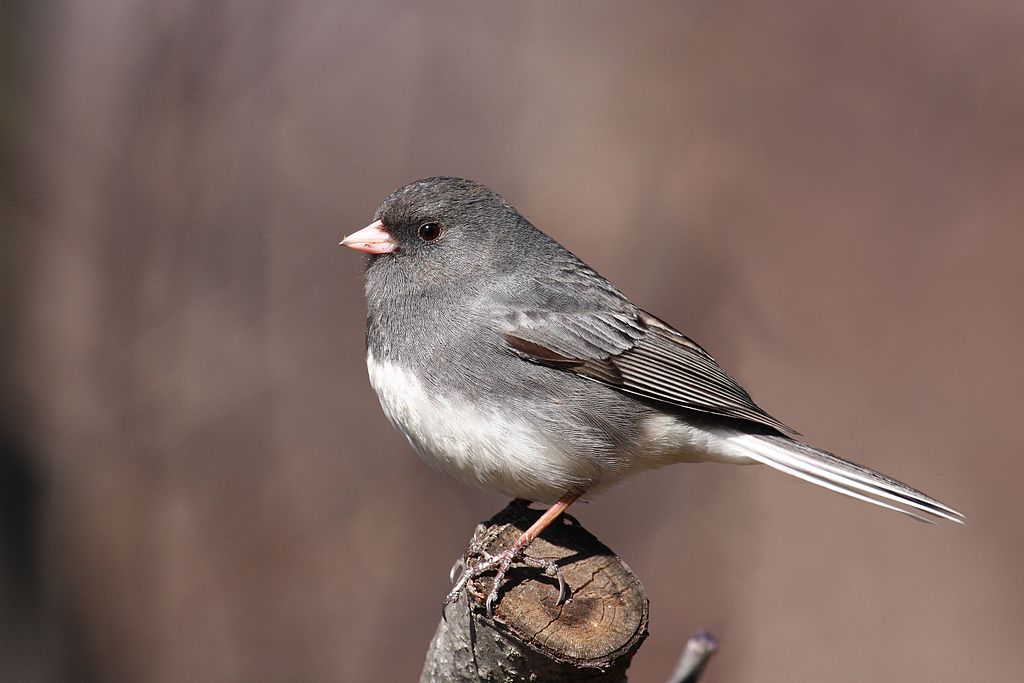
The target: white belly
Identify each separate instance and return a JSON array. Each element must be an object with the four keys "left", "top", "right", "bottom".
[{"left": 365, "top": 351, "right": 588, "bottom": 501}]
